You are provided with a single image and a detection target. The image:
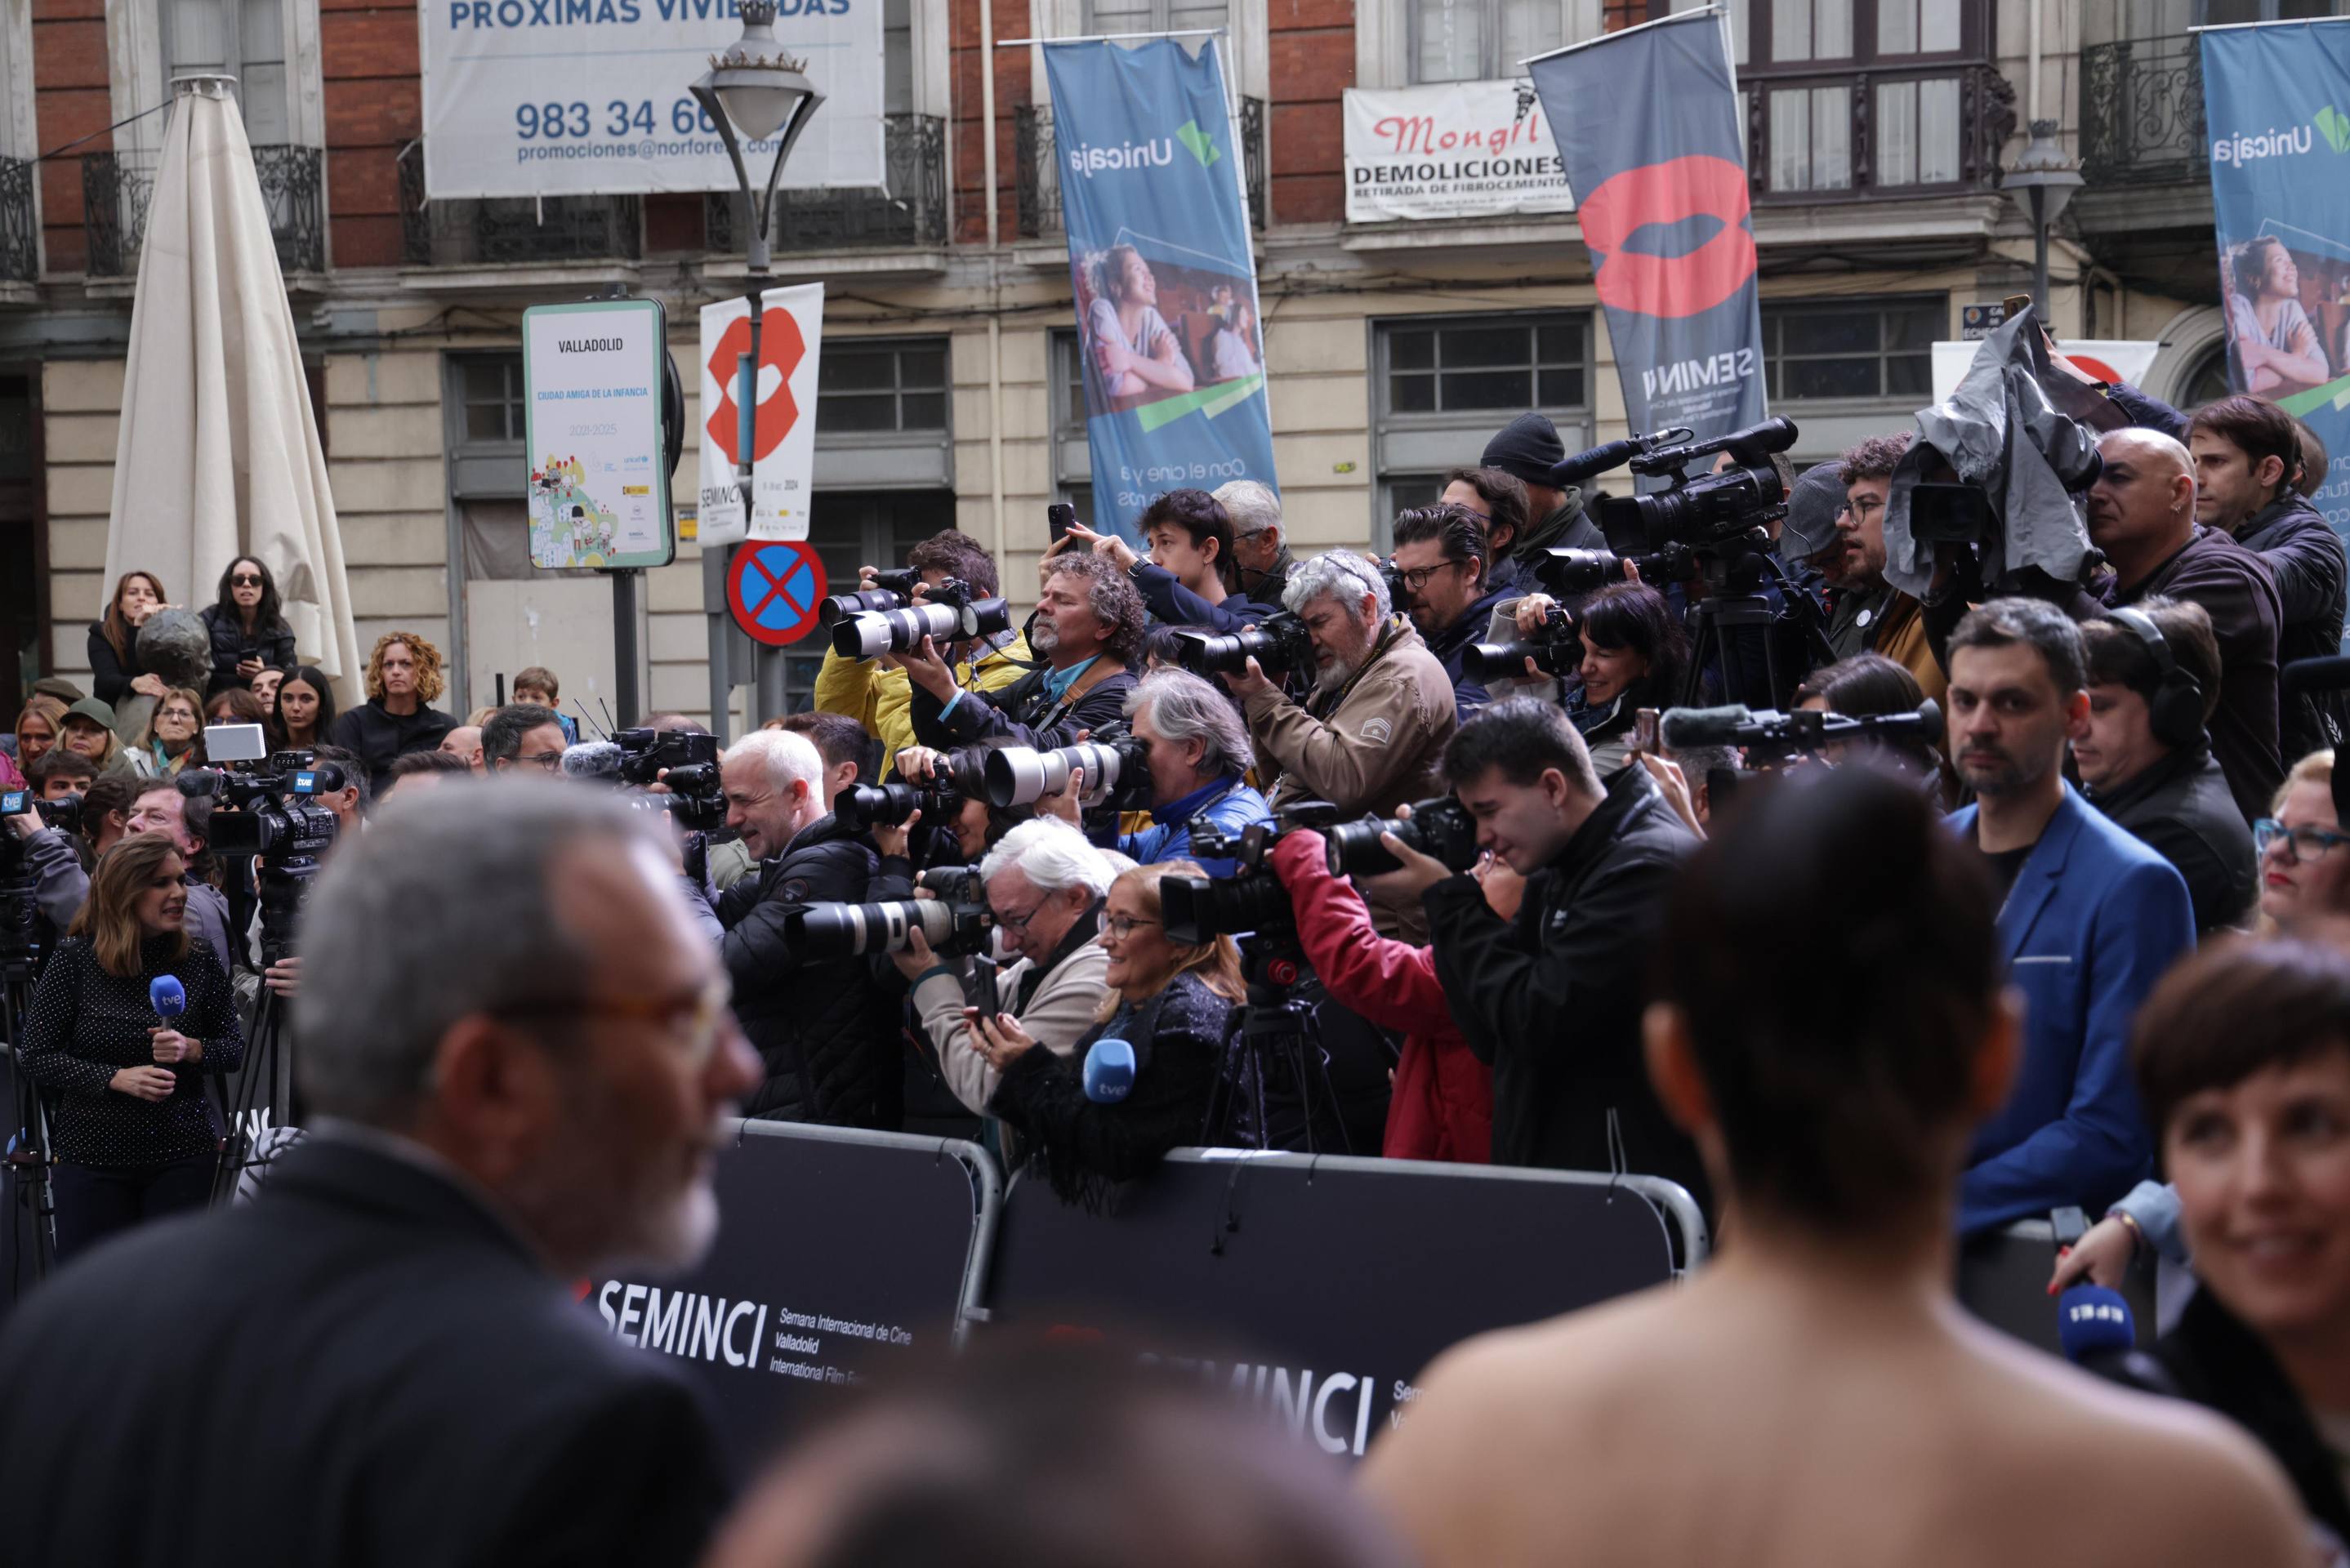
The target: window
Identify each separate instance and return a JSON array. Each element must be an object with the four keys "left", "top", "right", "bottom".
[
  {"left": 884, "top": 0, "right": 912, "bottom": 114},
  {"left": 2180, "top": 342, "right": 2234, "bottom": 410},
  {"left": 1762, "top": 299, "right": 1938, "bottom": 402},
  {"left": 816, "top": 340, "right": 949, "bottom": 435},
  {"left": 1768, "top": 0, "right": 1851, "bottom": 60},
  {"left": 1873, "top": 0, "right": 1957, "bottom": 54},
  {"left": 1409, "top": 0, "right": 1598, "bottom": 82},
  {"left": 162, "top": 0, "right": 290, "bottom": 145},
  {"left": 1768, "top": 84, "right": 1851, "bottom": 192},
  {"left": 1384, "top": 316, "right": 1586, "bottom": 415},
  {"left": 1085, "top": 0, "right": 1231, "bottom": 38},
  {"left": 458, "top": 355, "right": 526, "bottom": 444},
  {"left": 1051, "top": 330, "right": 1093, "bottom": 512}
]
